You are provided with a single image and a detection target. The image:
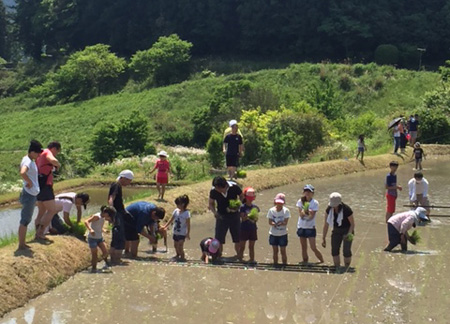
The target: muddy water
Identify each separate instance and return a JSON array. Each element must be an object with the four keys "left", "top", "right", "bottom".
[
  {"left": 2, "top": 157, "right": 450, "bottom": 324},
  {"left": 0, "top": 186, "right": 155, "bottom": 238}
]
